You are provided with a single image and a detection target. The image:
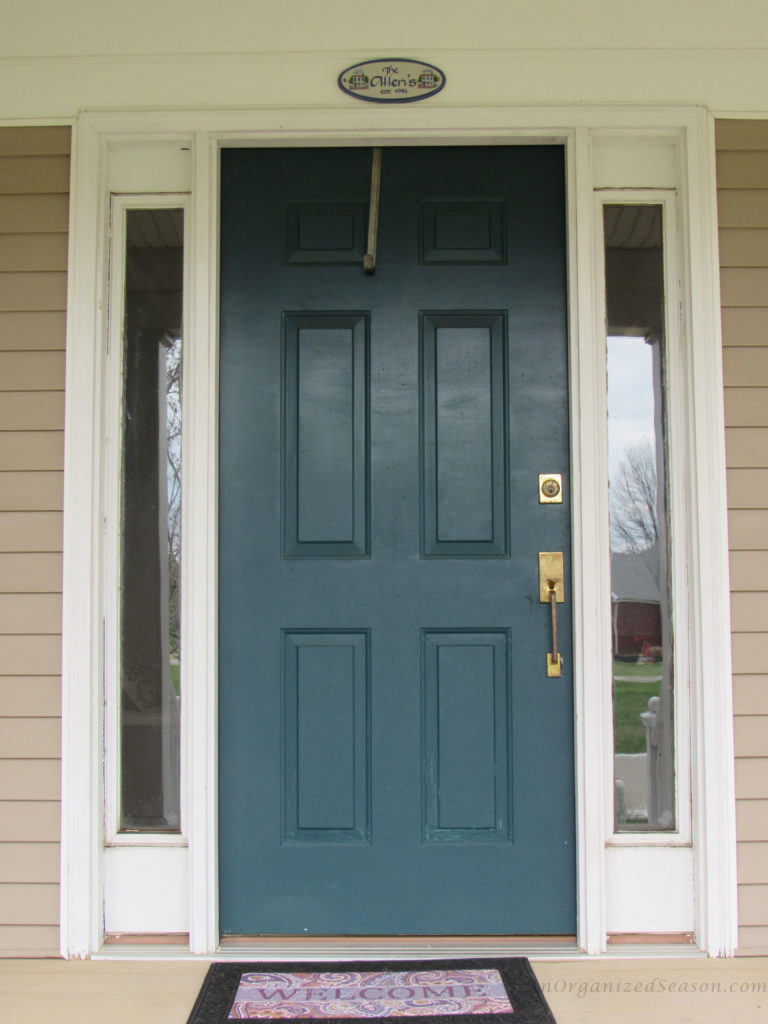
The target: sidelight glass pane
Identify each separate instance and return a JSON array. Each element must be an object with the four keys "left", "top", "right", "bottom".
[
  {"left": 604, "top": 204, "right": 675, "bottom": 832},
  {"left": 119, "top": 207, "right": 183, "bottom": 832}
]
